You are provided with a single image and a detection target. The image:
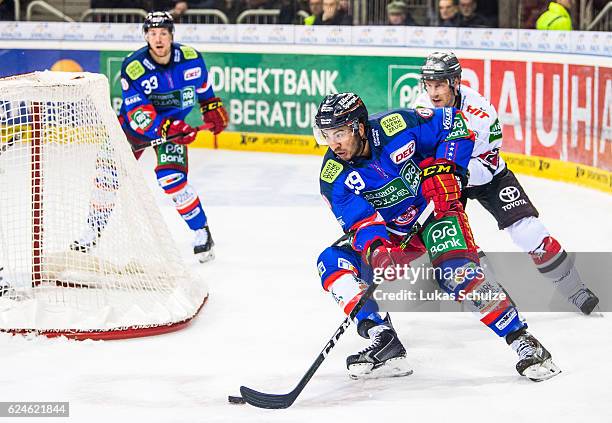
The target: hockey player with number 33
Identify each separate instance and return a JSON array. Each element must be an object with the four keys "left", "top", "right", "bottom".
[
  {"left": 73, "top": 12, "right": 228, "bottom": 263},
  {"left": 314, "top": 93, "right": 560, "bottom": 382},
  {"left": 121, "top": 12, "right": 228, "bottom": 262}
]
